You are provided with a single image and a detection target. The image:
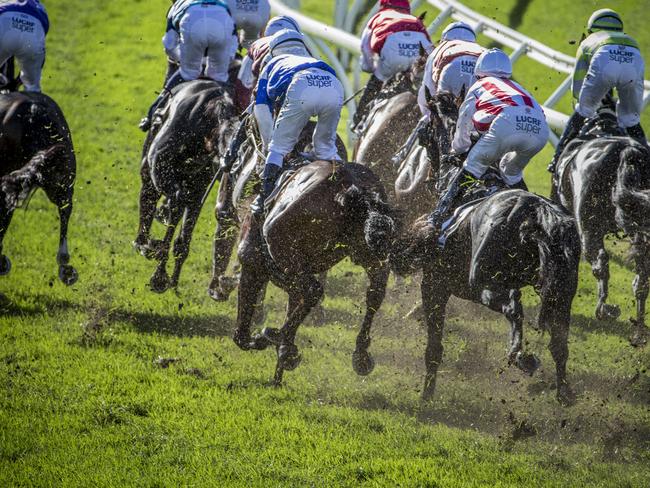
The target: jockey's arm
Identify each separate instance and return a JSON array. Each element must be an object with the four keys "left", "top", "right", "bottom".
[
  {"left": 360, "top": 26, "right": 374, "bottom": 73},
  {"left": 572, "top": 39, "right": 590, "bottom": 101},
  {"left": 238, "top": 55, "right": 255, "bottom": 89},
  {"left": 254, "top": 73, "right": 273, "bottom": 149},
  {"left": 452, "top": 93, "right": 477, "bottom": 153}
]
